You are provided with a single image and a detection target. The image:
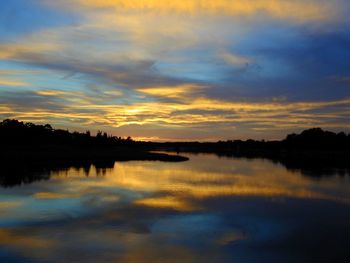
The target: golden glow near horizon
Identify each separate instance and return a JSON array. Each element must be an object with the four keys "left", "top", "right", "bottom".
[
  {"left": 1, "top": 87, "right": 349, "bottom": 140},
  {"left": 1, "top": 0, "right": 350, "bottom": 140}
]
